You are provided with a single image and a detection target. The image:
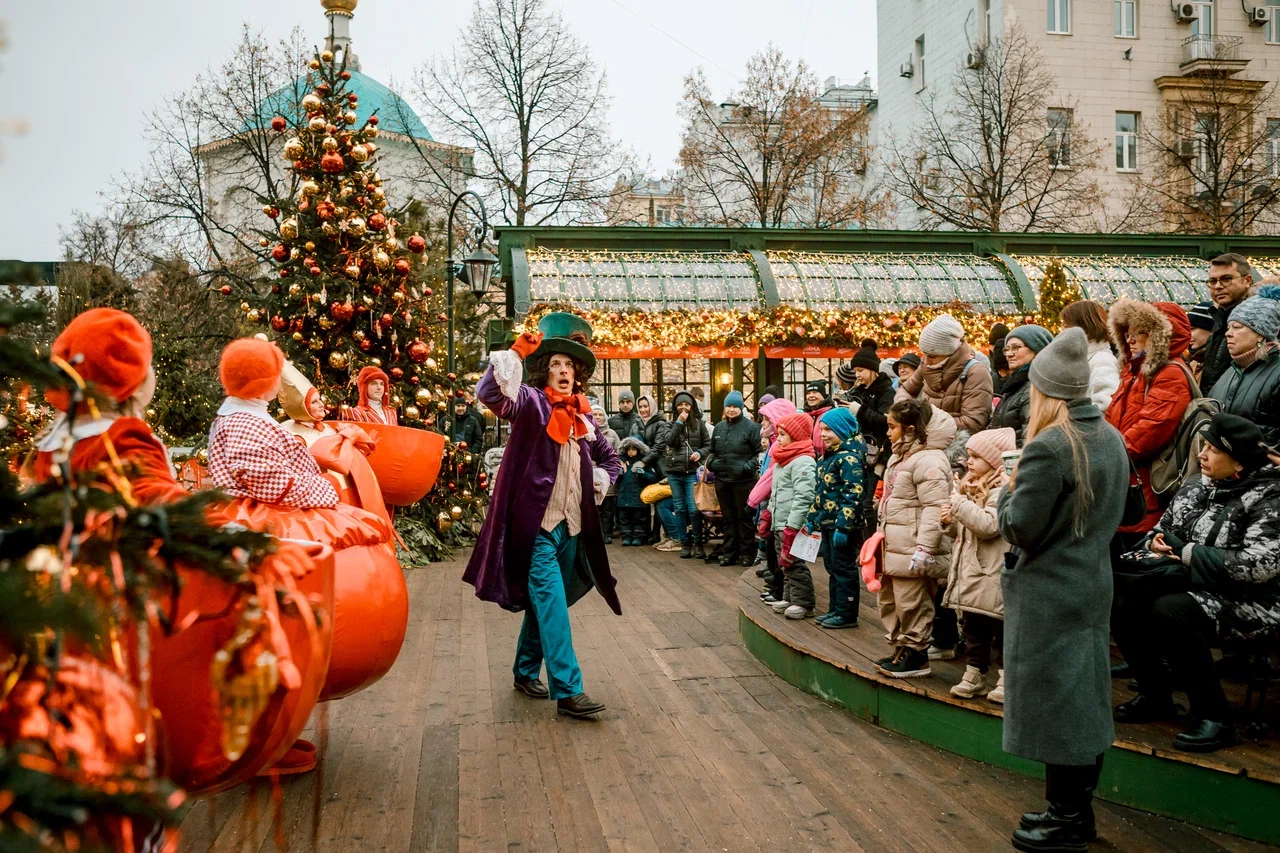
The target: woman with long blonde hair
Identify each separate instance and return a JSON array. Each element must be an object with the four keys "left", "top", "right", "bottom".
[{"left": 996, "top": 328, "right": 1131, "bottom": 852}]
